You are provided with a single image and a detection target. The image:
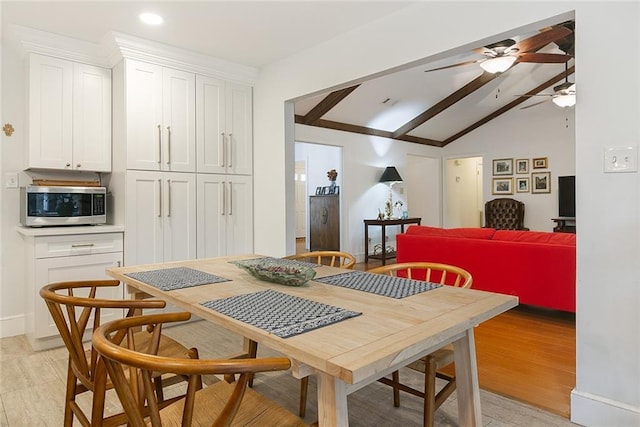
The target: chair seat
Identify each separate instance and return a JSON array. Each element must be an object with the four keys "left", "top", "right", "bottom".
[
  {"left": 154, "top": 374, "right": 308, "bottom": 426},
  {"left": 407, "top": 346, "right": 455, "bottom": 373}
]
